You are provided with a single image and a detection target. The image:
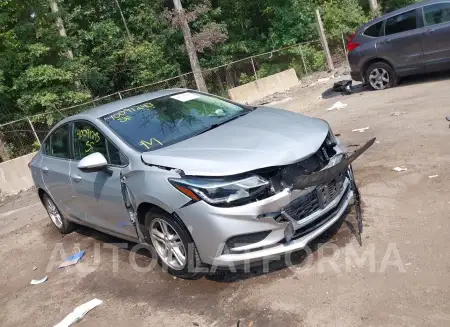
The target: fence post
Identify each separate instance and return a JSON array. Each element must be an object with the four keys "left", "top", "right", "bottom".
[
  {"left": 298, "top": 45, "right": 308, "bottom": 76},
  {"left": 315, "top": 8, "right": 334, "bottom": 71},
  {"left": 250, "top": 57, "right": 258, "bottom": 80},
  {"left": 27, "top": 117, "right": 41, "bottom": 146},
  {"left": 341, "top": 32, "right": 348, "bottom": 57},
  {"left": 117, "top": 91, "right": 123, "bottom": 99}
]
